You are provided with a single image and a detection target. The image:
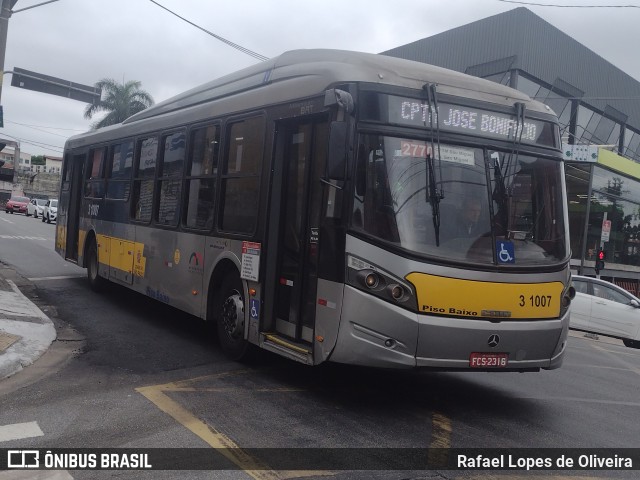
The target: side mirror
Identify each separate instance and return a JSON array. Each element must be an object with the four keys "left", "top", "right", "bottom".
[
  {"left": 630, "top": 299, "right": 640, "bottom": 308},
  {"left": 327, "top": 121, "right": 347, "bottom": 181}
]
